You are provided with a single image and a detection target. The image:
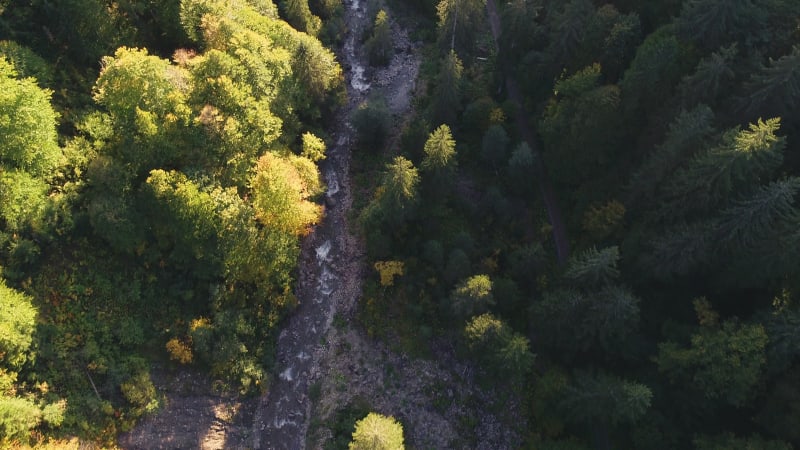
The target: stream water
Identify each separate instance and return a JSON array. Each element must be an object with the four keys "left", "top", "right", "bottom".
[{"left": 251, "top": 0, "right": 371, "bottom": 447}]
